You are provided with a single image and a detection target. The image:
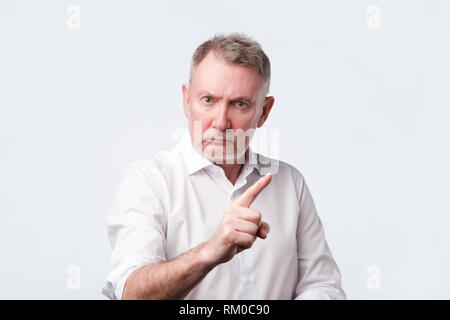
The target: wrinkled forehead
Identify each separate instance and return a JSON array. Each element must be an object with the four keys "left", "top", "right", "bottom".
[{"left": 190, "top": 52, "right": 264, "bottom": 100}]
